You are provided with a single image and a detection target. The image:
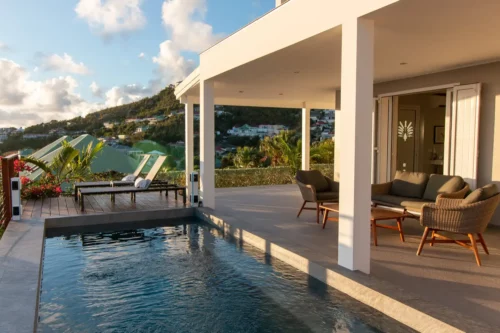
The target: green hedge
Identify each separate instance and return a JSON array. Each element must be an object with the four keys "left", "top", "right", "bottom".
[{"left": 156, "top": 164, "right": 334, "bottom": 188}]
